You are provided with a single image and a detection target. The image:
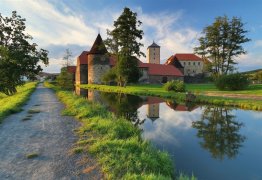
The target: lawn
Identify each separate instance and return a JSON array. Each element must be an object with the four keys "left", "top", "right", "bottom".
[
  {"left": 80, "top": 83, "right": 262, "bottom": 110},
  {"left": 0, "top": 82, "right": 38, "bottom": 122},
  {"left": 185, "top": 83, "right": 262, "bottom": 95}
]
